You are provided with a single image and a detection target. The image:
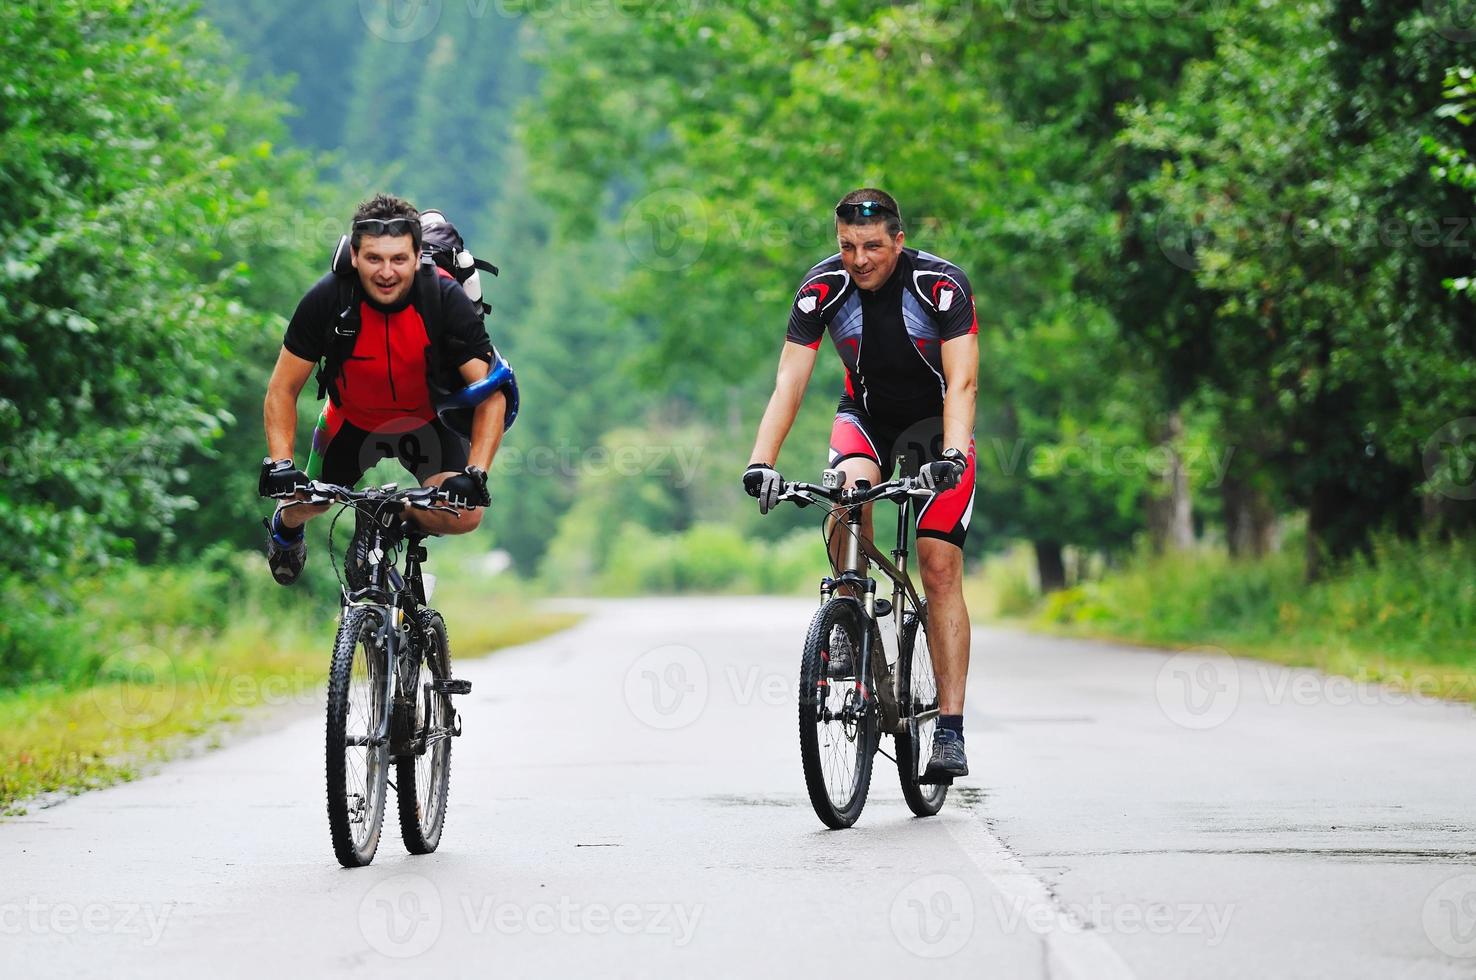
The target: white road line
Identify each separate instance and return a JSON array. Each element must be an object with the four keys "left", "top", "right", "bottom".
[{"left": 945, "top": 794, "right": 1138, "bottom": 980}]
